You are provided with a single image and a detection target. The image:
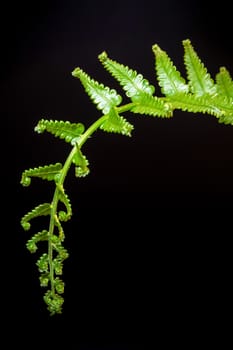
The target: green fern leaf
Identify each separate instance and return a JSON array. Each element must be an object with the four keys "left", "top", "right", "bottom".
[
  {"left": 98, "top": 51, "right": 155, "bottom": 101},
  {"left": 53, "top": 241, "right": 69, "bottom": 260},
  {"left": 58, "top": 188, "right": 72, "bottom": 222},
  {"left": 44, "top": 290, "right": 64, "bottom": 315},
  {"left": 213, "top": 95, "right": 233, "bottom": 116},
  {"left": 72, "top": 146, "right": 90, "bottom": 177},
  {"left": 39, "top": 273, "right": 50, "bottom": 287},
  {"left": 37, "top": 253, "right": 49, "bottom": 273},
  {"left": 213, "top": 95, "right": 233, "bottom": 125},
  {"left": 21, "top": 203, "right": 51, "bottom": 231},
  {"left": 131, "top": 93, "right": 172, "bottom": 117},
  {"left": 100, "top": 108, "right": 134, "bottom": 136},
  {"left": 54, "top": 277, "right": 65, "bottom": 294},
  {"left": 183, "top": 39, "right": 216, "bottom": 96},
  {"left": 152, "top": 44, "right": 189, "bottom": 96},
  {"left": 35, "top": 119, "right": 85, "bottom": 144},
  {"left": 26, "top": 230, "right": 48, "bottom": 253},
  {"left": 218, "top": 114, "right": 233, "bottom": 125},
  {"left": 53, "top": 258, "right": 63, "bottom": 275},
  {"left": 72, "top": 67, "right": 122, "bottom": 114},
  {"left": 21, "top": 163, "right": 62, "bottom": 186},
  {"left": 167, "top": 93, "right": 233, "bottom": 118},
  {"left": 216, "top": 67, "right": 233, "bottom": 99}
]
